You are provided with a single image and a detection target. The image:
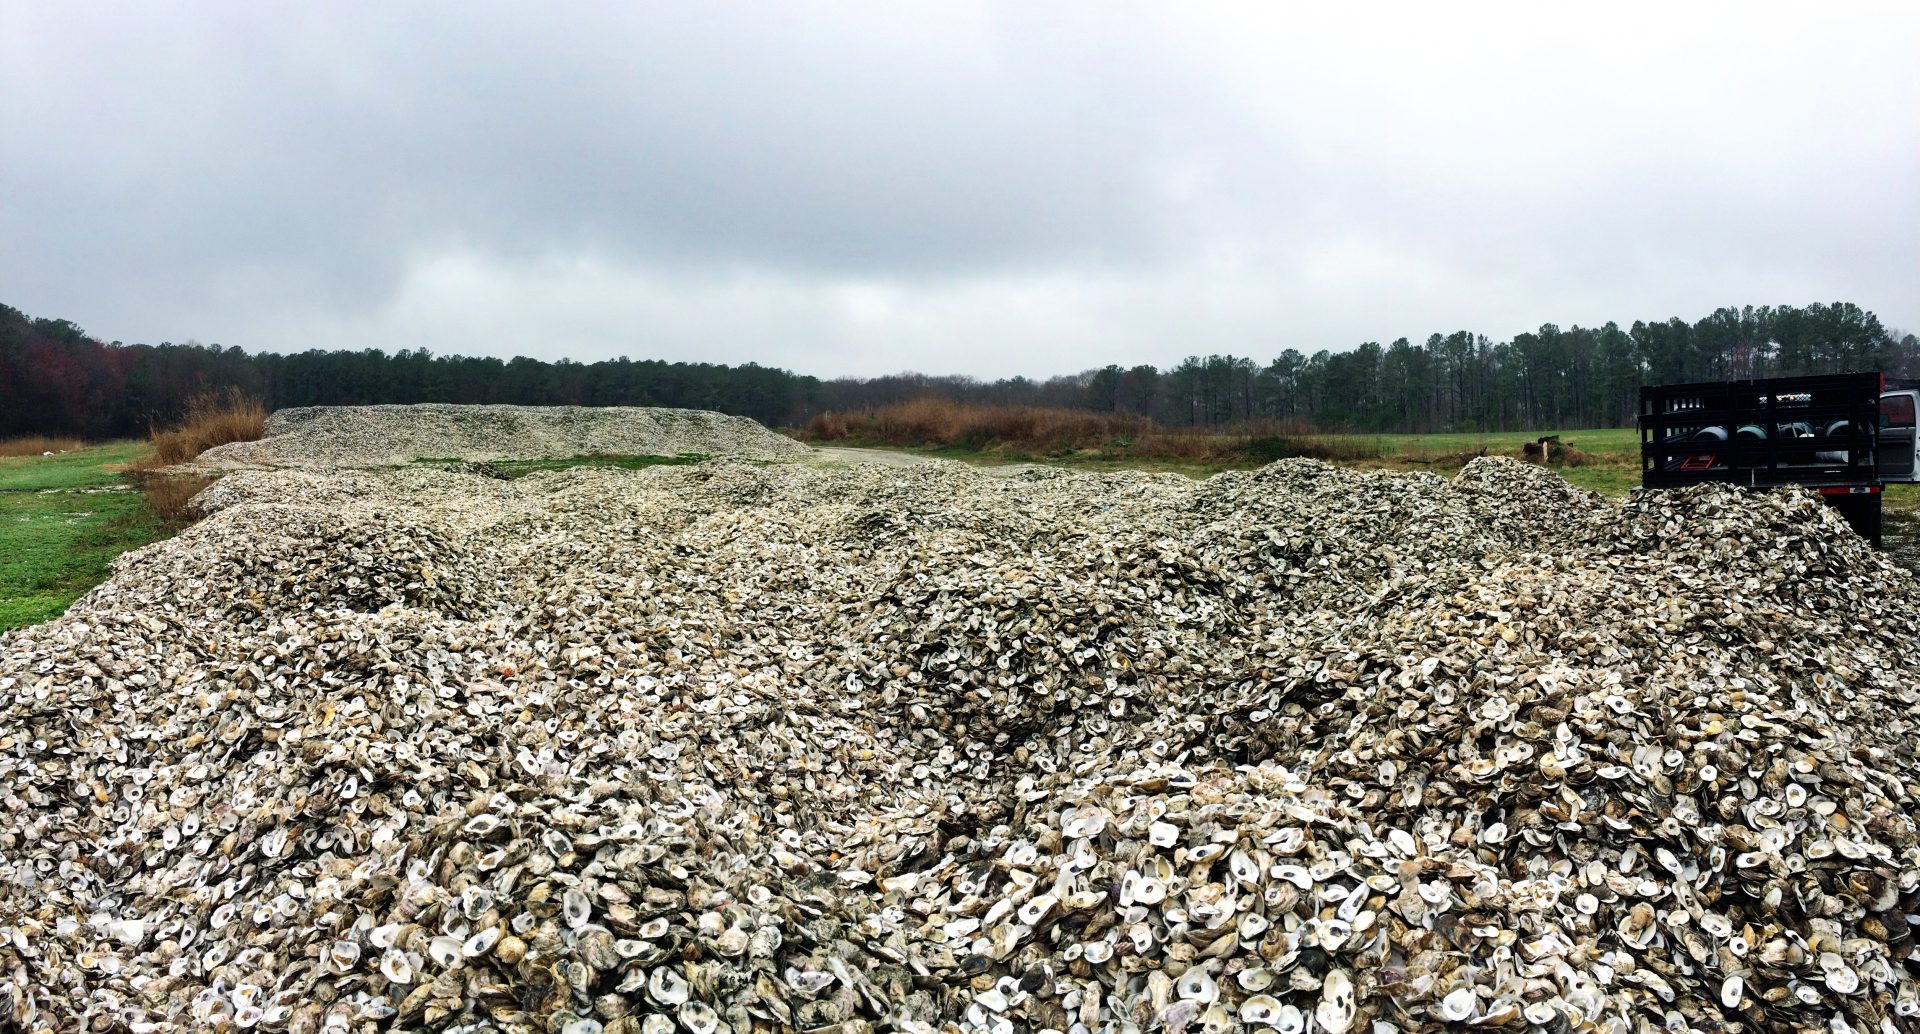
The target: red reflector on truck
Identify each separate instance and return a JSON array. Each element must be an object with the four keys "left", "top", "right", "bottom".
[{"left": 1816, "top": 486, "right": 1881, "bottom": 495}]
